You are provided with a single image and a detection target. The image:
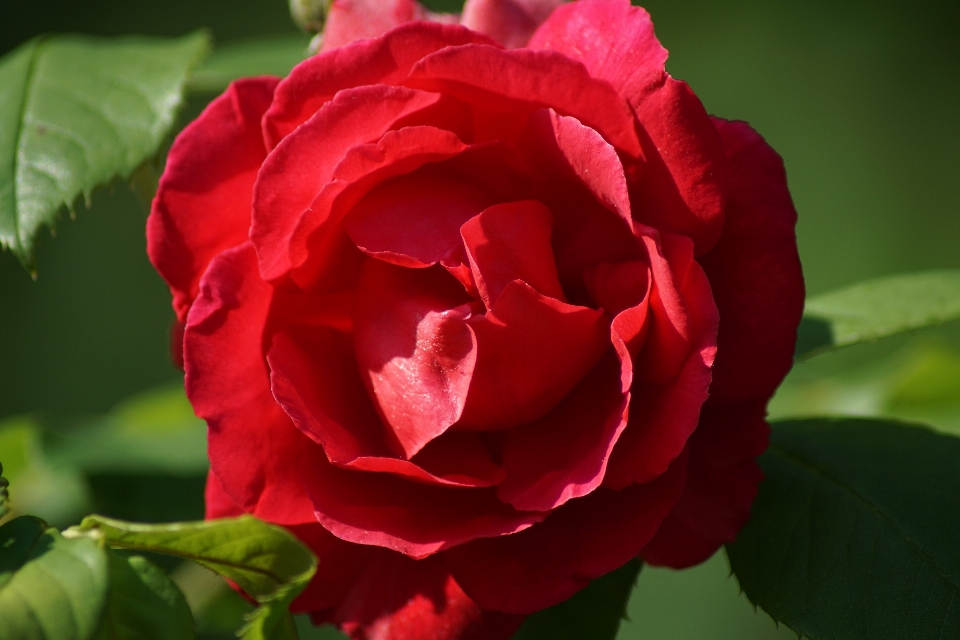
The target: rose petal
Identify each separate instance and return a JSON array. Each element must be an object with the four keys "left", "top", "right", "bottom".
[
  {"left": 354, "top": 261, "right": 477, "bottom": 458},
  {"left": 184, "top": 242, "right": 319, "bottom": 524},
  {"left": 458, "top": 281, "right": 609, "bottom": 430},
  {"left": 603, "top": 232, "right": 718, "bottom": 488},
  {"left": 529, "top": 0, "right": 727, "bottom": 252},
  {"left": 322, "top": 0, "right": 426, "bottom": 52},
  {"left": 148, "top": 77, "right": 278, "bottom": 321},
  {"left": 345, "top": 174, "right": 492, "bottom": 268},
  {"left": 699, "top": 118, "right": 805, "bottom": 404},
  {"left": 252, "top": 84, "right": 450, "bottom": 283},
  {"left": 404, "top": 44, "right": 642, "bottom": 156},
  {"left": 307, "top": 461, "right": 546, "bottom": 559},
  {"left": 445, "top": 453, "right": 687, "bottom": 613},
  {"left": 287, "top": 126, "right": 474, "bottom": 289},
  {"left": 497, "top": 353, "right": 630, "bottom": 511},
  {"left": 640, "top": 402, "right": 769, "bottom": 568},
  {"left": 264, "top": 22, "right": 498, "bottom": 148},
  {"left": 269, "top": 325, "right": 504, "bottom": 488},
  {"left": 460, "top": 200, "right": 566, "bottom": 307},
  {"left": 461, "top": 0, "right": 566, "bottom": 49},
  {"left": 311, "top": 549, "right": 524, "bottom": 640}
]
